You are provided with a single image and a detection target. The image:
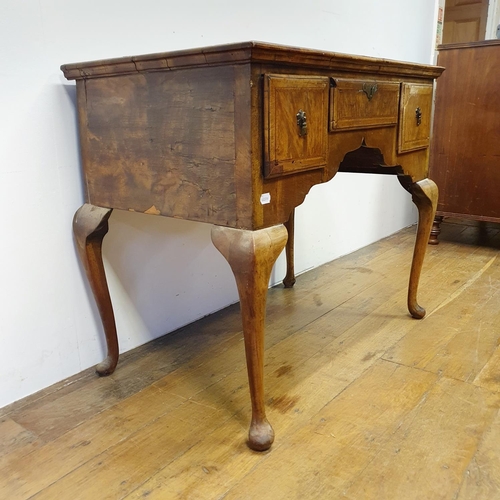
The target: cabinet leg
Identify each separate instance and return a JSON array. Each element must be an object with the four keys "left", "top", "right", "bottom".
[
  {"left": 283, "top": 209, "right": 296, "bottom": 288},
  {"left": 73, "top": 204, "right": 118, "bottom": 376},
  {"left": 428, "top": 215, "right": 444, "bottom": 245},
  {"left": 211, "top": 224, "right": 287, "bottom": 451},
  {"left": 407, "top": 179, "right": 438, "bottom": 319}
]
